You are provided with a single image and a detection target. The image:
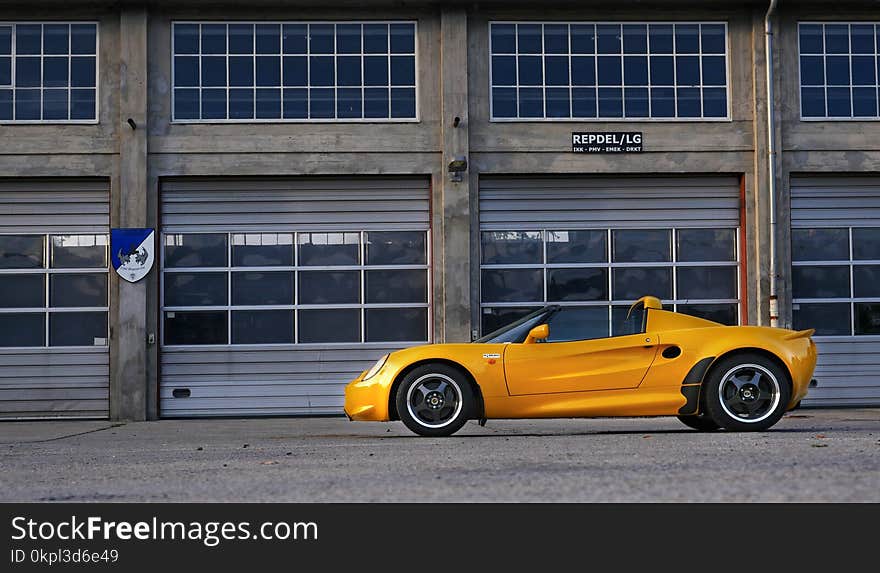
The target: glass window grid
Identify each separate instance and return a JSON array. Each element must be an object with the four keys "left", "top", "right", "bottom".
[
  {"left": 792, "top": 226, "right": 880, "bottom": 336},
  {"left": 160, "top": 230, "right": 431, "bottom": 346},
  {"left": 479, "top": 227, "right": 741, "bottom": 336},
  {"left": 0, "top": 233, "right": 109, "bottom": 347},
  {"left": 488, "top": 21, "right": 730, "bottom": 121},
  {"left": 0, "top": 22, "right": 99, "bottom": 123},
  {"left": 798, "top": 22, "right": 880, "bottom": 120},
  {"left": 171, "top": 21, "right": 419, "bottom": 123}
]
